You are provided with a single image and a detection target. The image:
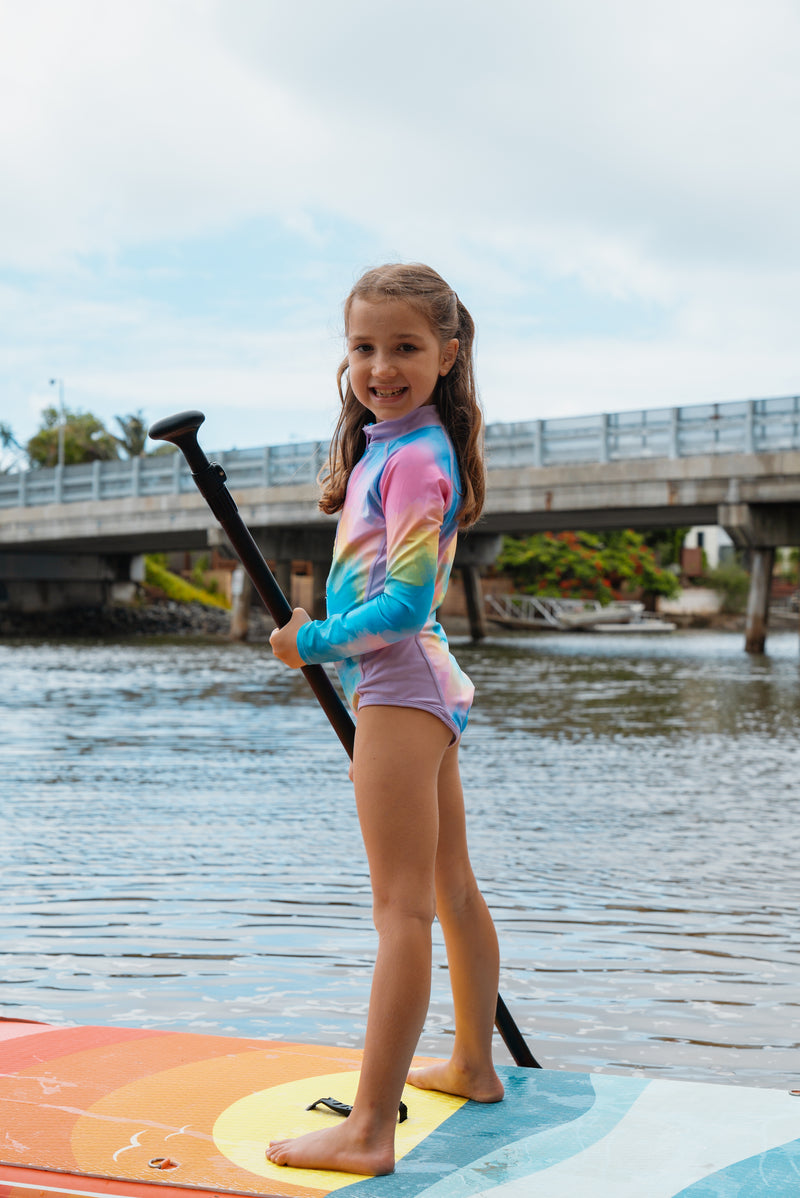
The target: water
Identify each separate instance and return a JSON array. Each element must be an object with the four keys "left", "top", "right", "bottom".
[{"left": 2, "top": 630, "right": 799, "bottom": 1090}]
